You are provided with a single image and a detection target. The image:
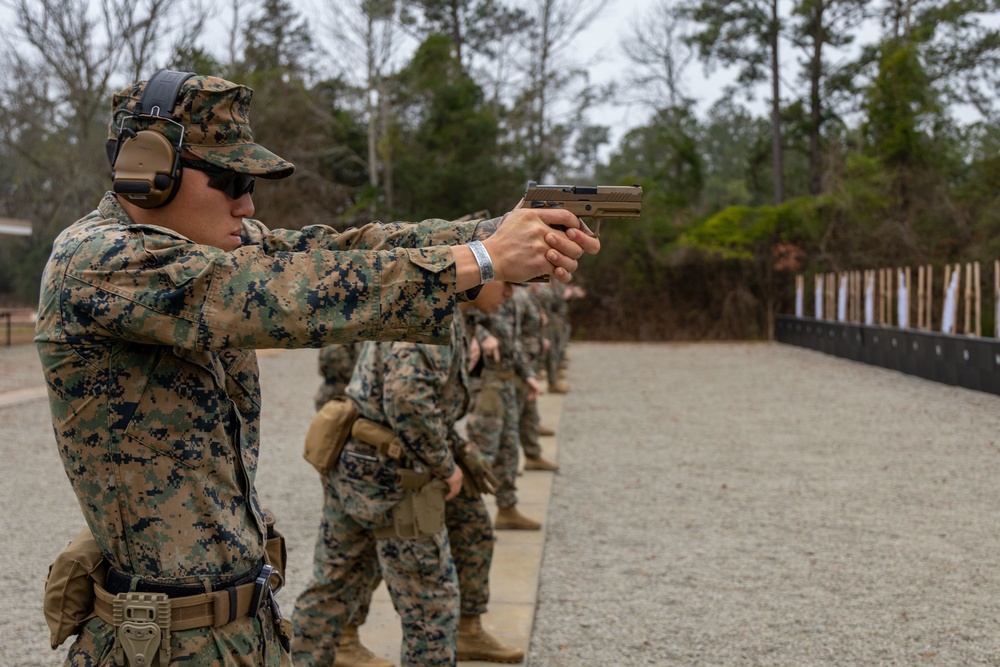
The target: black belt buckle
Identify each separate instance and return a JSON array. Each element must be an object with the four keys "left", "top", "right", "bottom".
[{"left": 250, "top": 564, "right": 277, "bottom": 615}]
